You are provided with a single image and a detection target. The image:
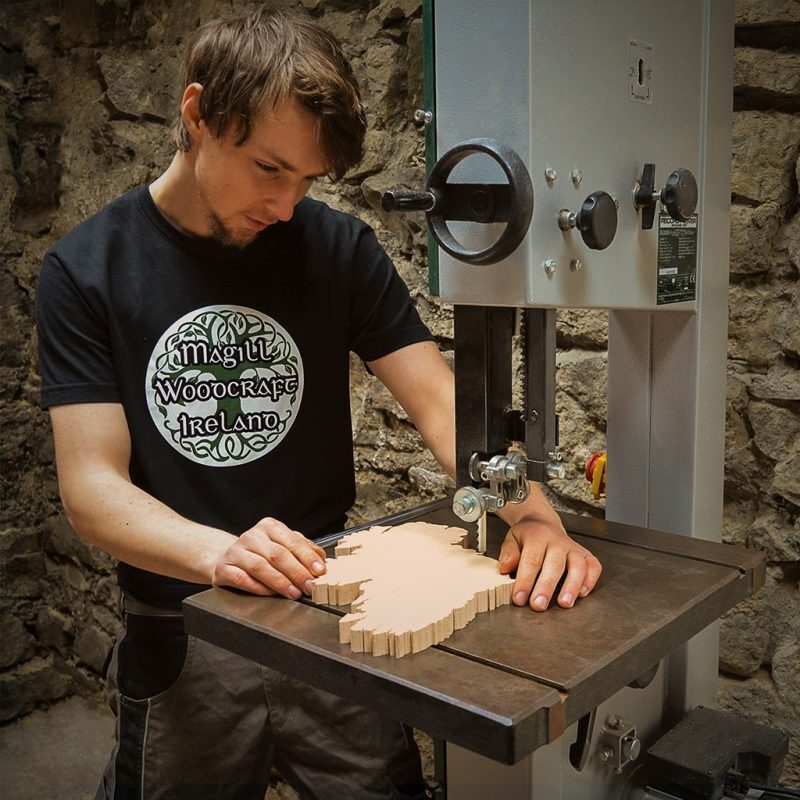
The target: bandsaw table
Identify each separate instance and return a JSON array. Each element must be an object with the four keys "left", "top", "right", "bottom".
[{"left": 183, "top": 500, "right": 764, "bottom": 766}]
